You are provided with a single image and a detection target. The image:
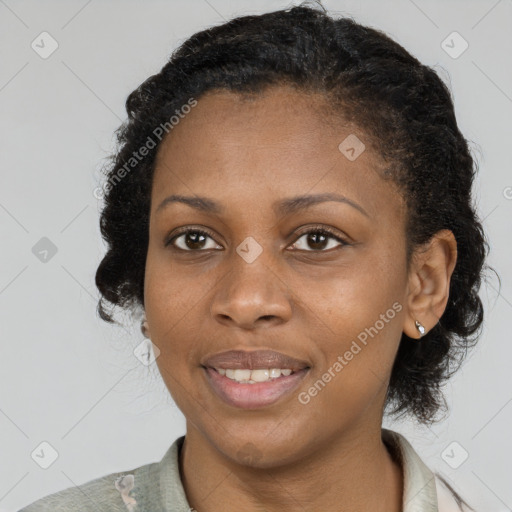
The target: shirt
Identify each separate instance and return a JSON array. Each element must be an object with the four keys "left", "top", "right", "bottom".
[{"left": 18, "top": 428, "right": 469, "bottom": 511}]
